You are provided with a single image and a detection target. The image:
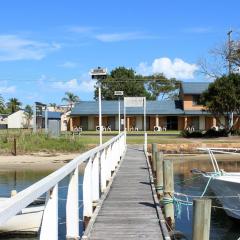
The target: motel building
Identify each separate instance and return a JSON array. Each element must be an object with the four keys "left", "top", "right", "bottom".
[{"left": 69, "top": 82, "right": 237, "bottom": 131}]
